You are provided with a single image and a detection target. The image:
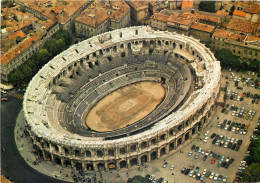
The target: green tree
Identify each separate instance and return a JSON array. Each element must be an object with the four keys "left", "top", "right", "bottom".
[
  {"left": 44, "top": 39, "right": 59, "bottom": 56},
  {"left": 128, "top": 175, "right": 151, "bottom": 183},
  {"left": 242, "top": 163, "right": 260, "bottom": 182},
  {"left": 215, "top": 49, "right": 240, "bottom": 68},
  {"left": 199, "top": 1, "right": 216, "bottom": 12},
  {"left": 8, "top": 68, "right": 24, "bottom": 87},
  {"left": 37, "top": 49, "right": 52, "bottom": 65},
  {"left": 230, "top": 5, "right": 235, "bottom": 15},
  {"left": 248, "top": 59, "right": 260, "bottom": 73},
  {"left": 54, "top": 29, "right": 72, "bottom": 47},
  {"left": 20, "top": 64, "right": 32, "bottom": 83}
]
